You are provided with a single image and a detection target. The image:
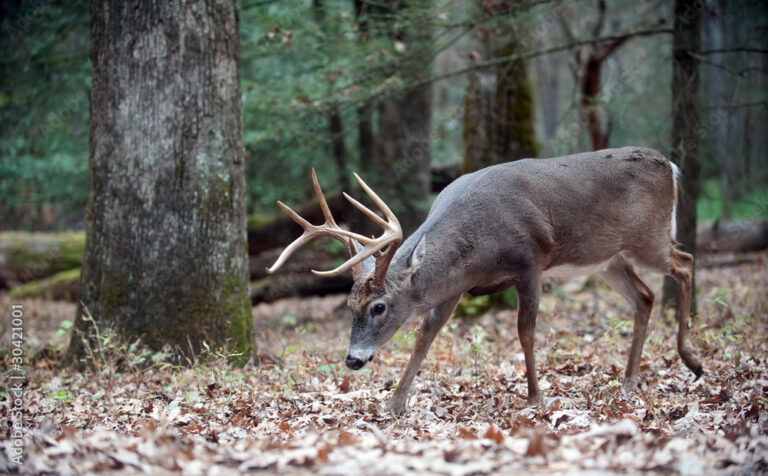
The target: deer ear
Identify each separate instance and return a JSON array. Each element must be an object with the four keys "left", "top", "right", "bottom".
[
  {"left": 407, "top": 234, "right": 427, "bottom": 269},
  {"left": 354, "top": 240, "right": 376, "bottom": 276}
]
